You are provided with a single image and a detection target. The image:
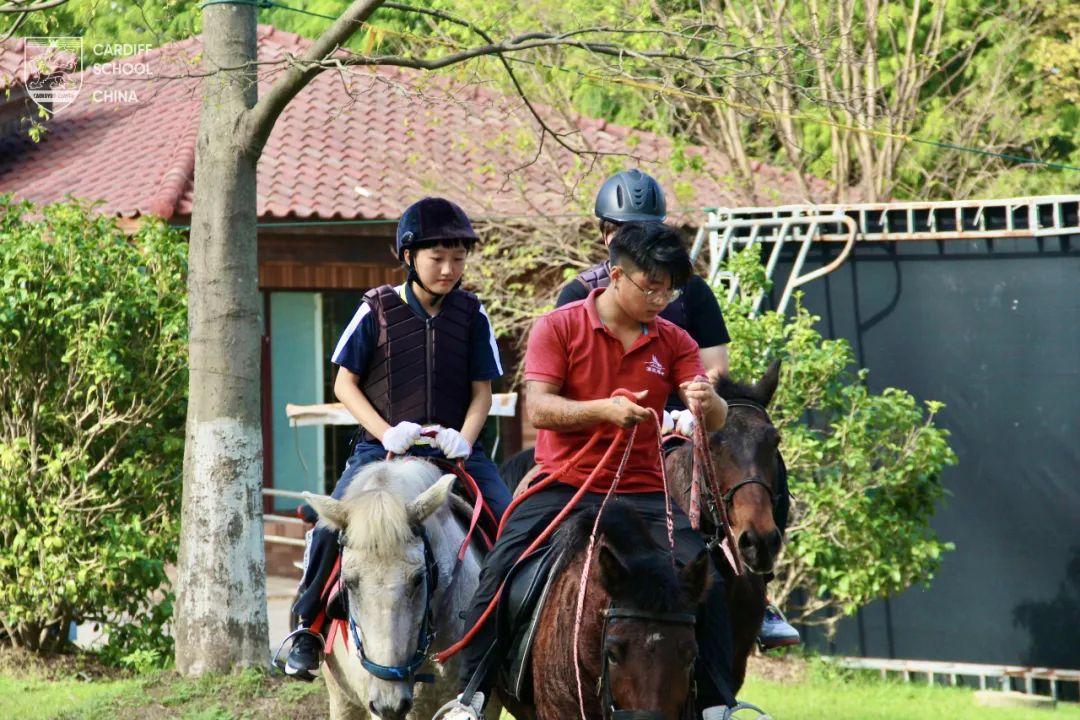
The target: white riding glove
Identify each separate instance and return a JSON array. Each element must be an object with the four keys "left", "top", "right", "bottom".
[
  {"left": 382, "top": 421, "right": 422, "bottom": 454},
  {"left": 661, "top": 410, "right": 675, "bottom": 435},
  {"left": 435, "top": 427, "right": 472, "bottom": 460},
  {"left": 673, "top": 409, "right": 697, "bottom": 437}
]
